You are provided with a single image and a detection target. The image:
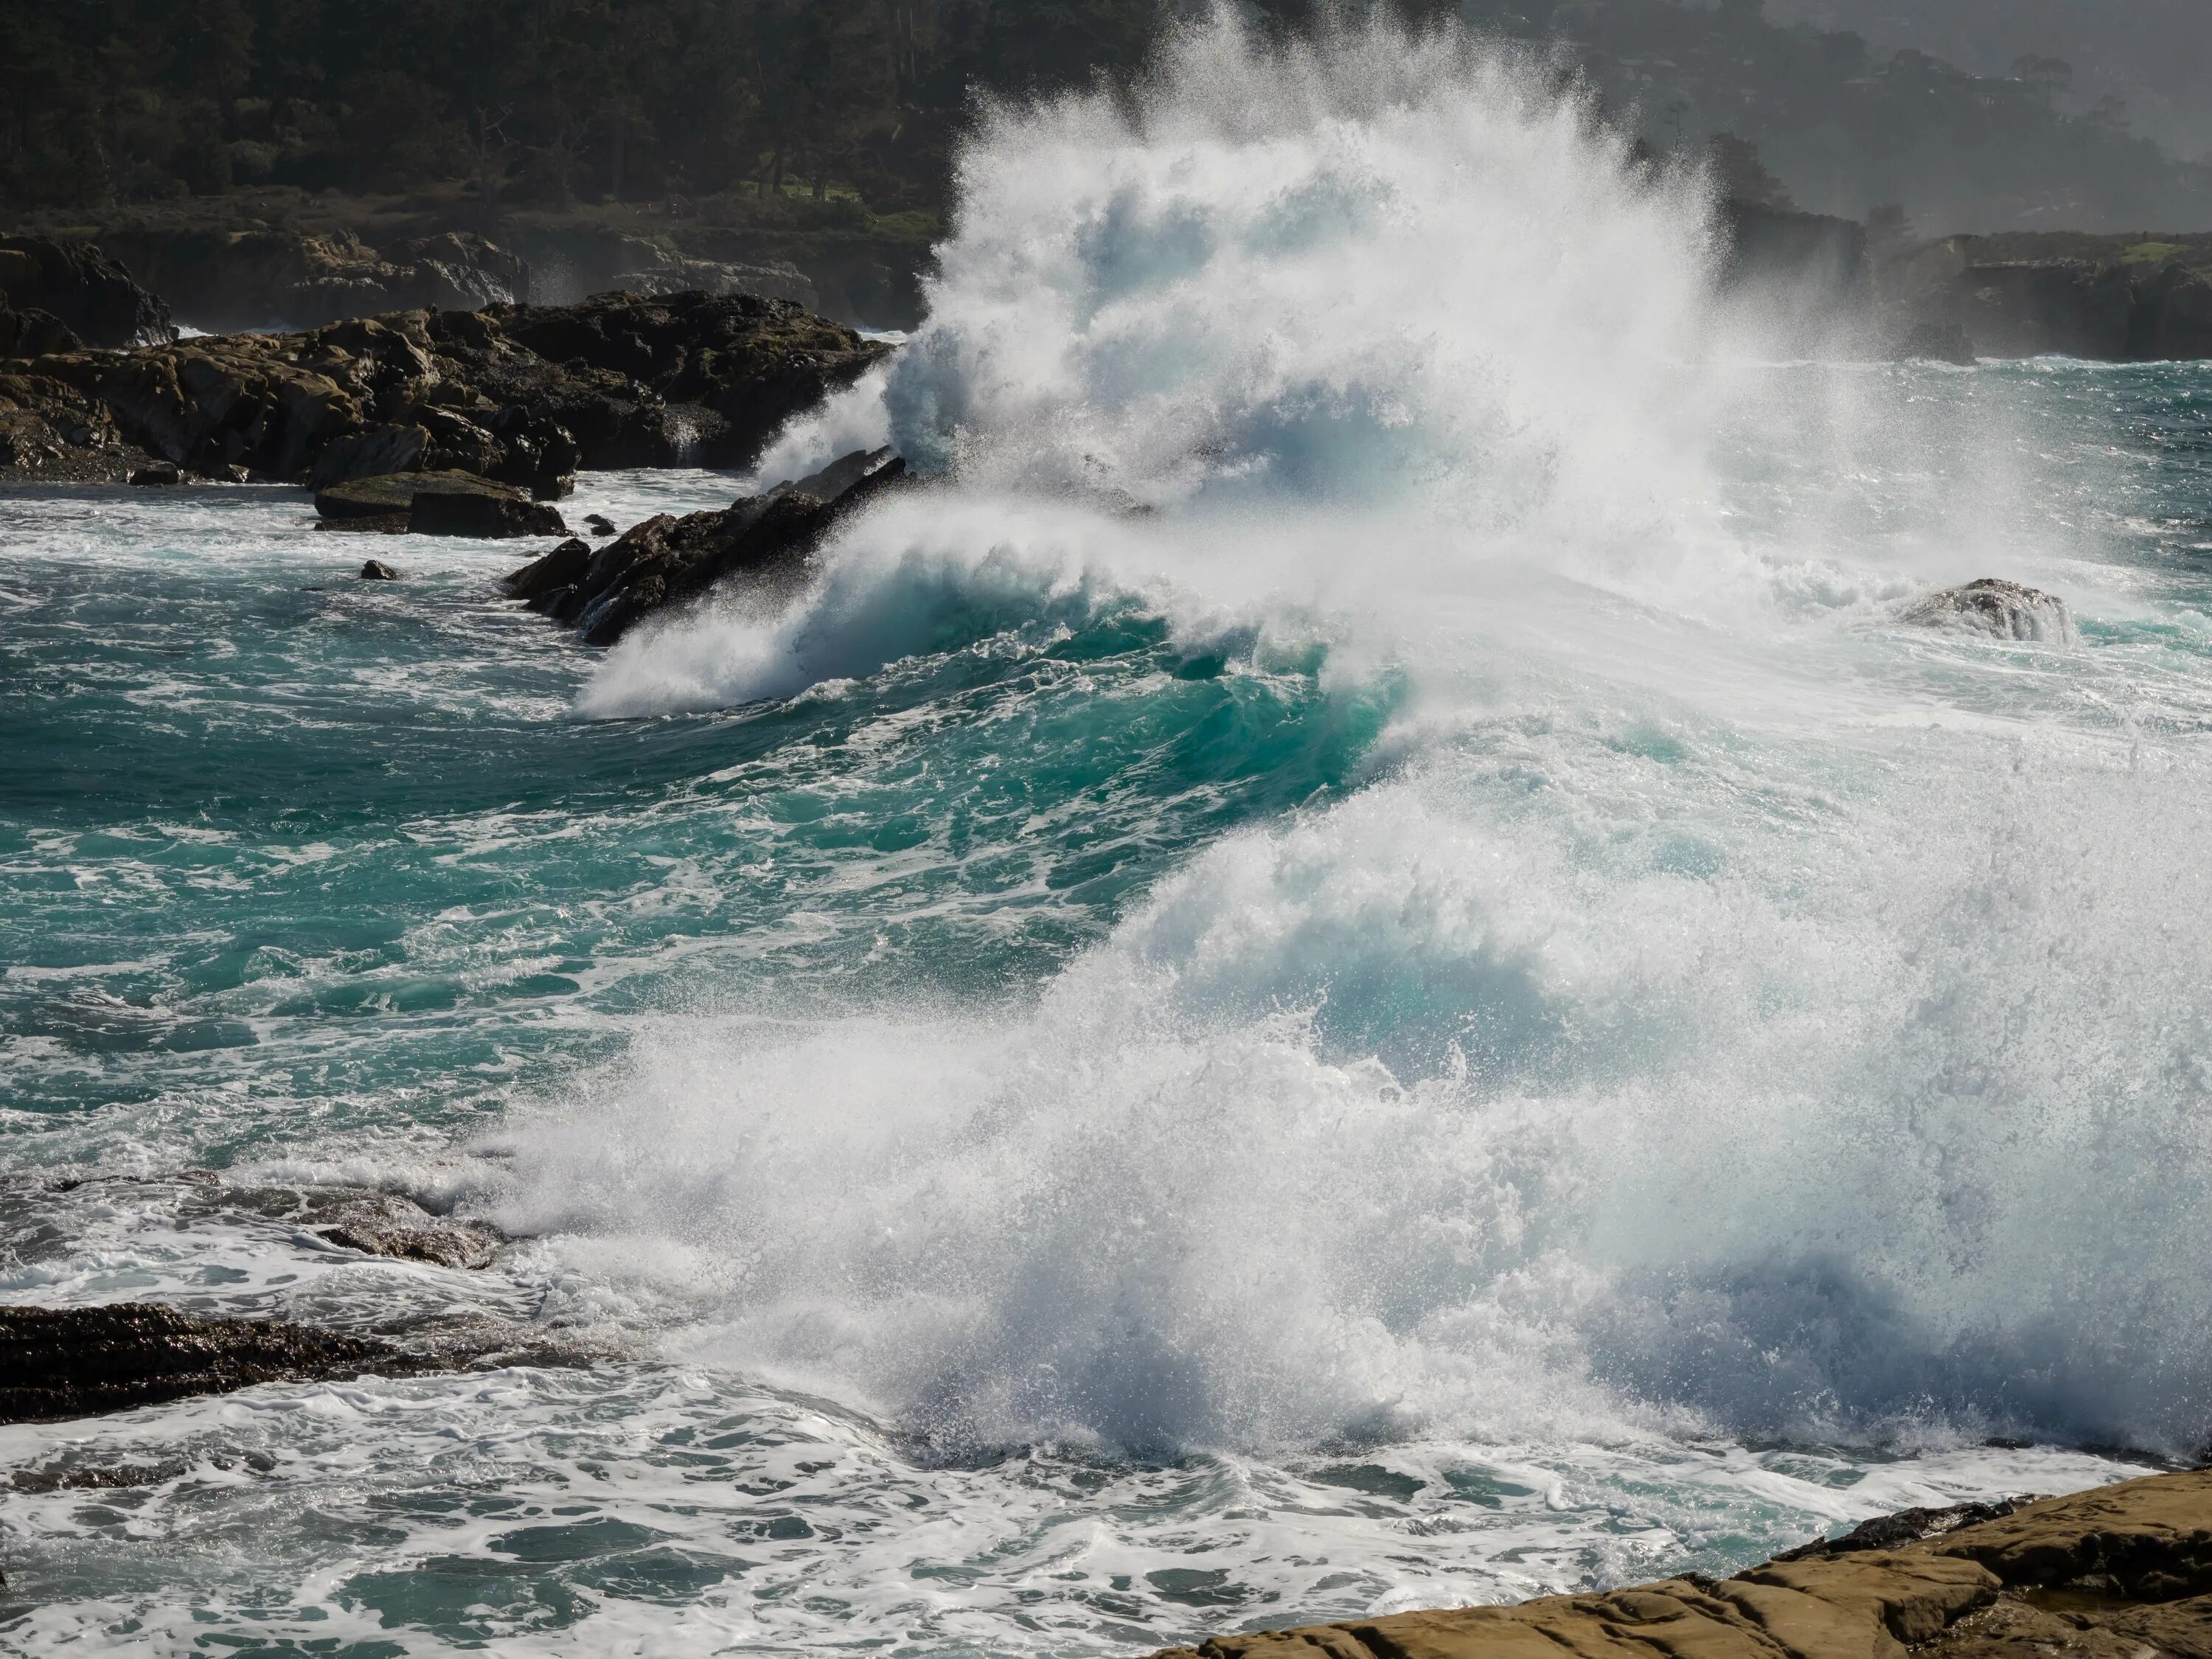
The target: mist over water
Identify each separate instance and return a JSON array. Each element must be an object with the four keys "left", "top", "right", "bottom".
[
  {"left": 10, "top": 10, "right": 2212, "bottom": 1655},
  {"left": 542, "top": 10, "right": 2212, "bottom": 1462}
]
